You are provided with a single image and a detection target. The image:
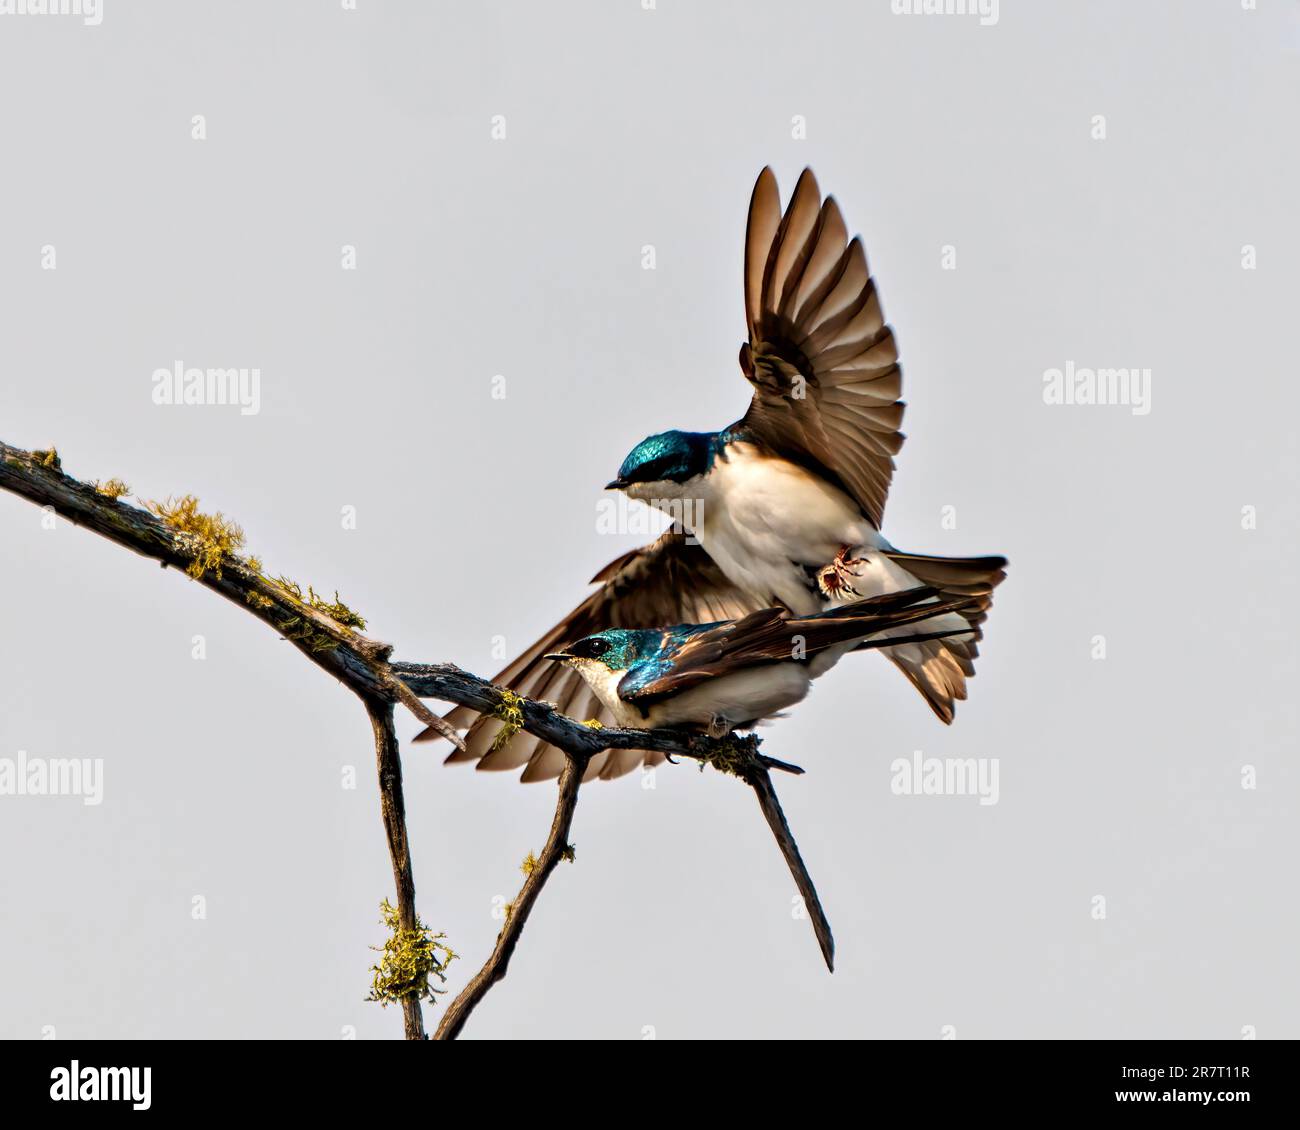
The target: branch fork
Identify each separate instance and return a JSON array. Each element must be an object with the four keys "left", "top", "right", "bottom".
[{"left": 1, "top": 438, "right": 835, "bottom": 1040}]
